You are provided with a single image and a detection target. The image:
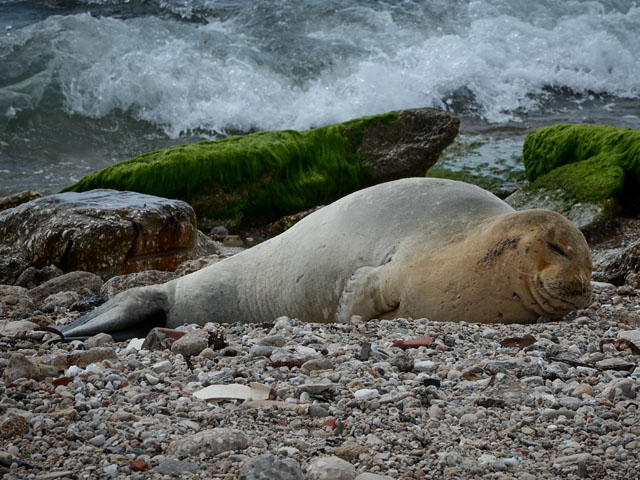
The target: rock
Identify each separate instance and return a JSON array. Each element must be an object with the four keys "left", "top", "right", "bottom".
[
  {"left": 171, "top": 329, "right": 210, "bottom": 357},
  {"left": 553, "top": 453, "right": 593, "bottom": 465},
  {"left": 238, "top": 453, "right": 303, "bottom": 480},
  {"left": 14, "top": 265, "right": 63, "bottom": 289},
  {"left": 166, "top": 428, "right": 249, "bottom": 457},
  {"left": 42, "top": 291, "right": 80, "bottom": 311},
  {"left": 84, "top": 332, "right": 114, "bottom": 349},
  {"left": 306, "top": 455, "right": 356, "bottom": 480},
  {"left": 258, "top": 335, "right": 288, "bottom": 347},
  {"left": 99, "top": 270, "right": 178, "bottom": 300},
  {"left": 390, "top": 351, "right": 414, "bottom": 372},
  {"left": 308, "top": 404, "right": 330, "bottom": 418},
  {"left": 459, "top": 413, "right": 478, "bottom": 426},
  {"left": 571, "top": 384, "right": 594, "bottom": 397},
  {"left": 154, "top": 459, "right": 199, "bottom": 475},
  {"left": 302, "top": 358, "right": 333, "bottom": 372},
  {"left": 355, "top": 475, "right": 394, "bottom": 480},
  {"left": 0, "top": 415, "right": 30, "bottom": 438},
  {"left": 174, "top": 254, "right": 227, "bottom": 276},
  {"left": 70, "top": 347, "right": 118, "bottom": 367},
  {"left": 593, "top": 239, "right": 640, "bottom": 287},
  {"left": 28, "top": 272, "right": 103, "bottom": 308},
  {"left": 618, "top": 329, "right": 640, "bottom": 346},
  {"left": 330, "top": 444, "right": 367, "bottom": 463},
  {"left": 62, "top": 109, "right": 458, "bottom": 229},
  {"left": 354, "top": 389, "right": 379, "bottom": 400},
  {"left": 0, "top": 189, "right": 220, "bottom": 284},
  {"left": 3, "top": 353, "right": 58, "bottom": 382},
  {"left": 129, "top": 459, "right": 148, "bottom": 472},
  {"left": 599, "top": 379, "right": 636, "bottom": 401},
  {"left": 0, "top": 285, "right": 36, "bottom": 318},
  {"left": 0, "top": 190, "right": 41, "bottom": 212},
  {"left": 0, "top": 320, "right": 39, "bottom": 337}
]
